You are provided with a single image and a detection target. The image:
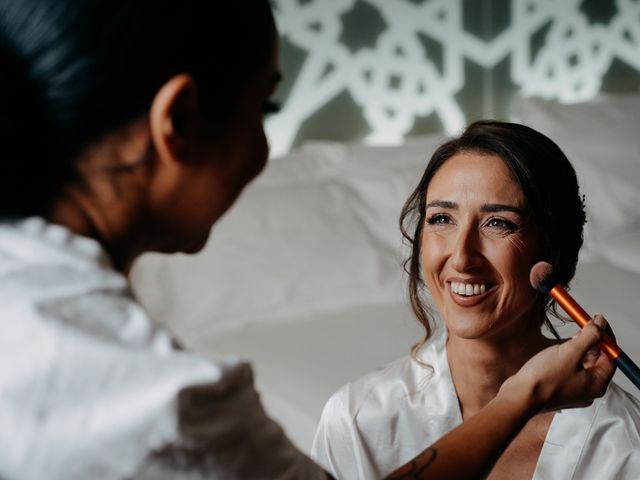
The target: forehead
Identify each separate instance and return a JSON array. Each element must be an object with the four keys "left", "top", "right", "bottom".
[{"left": 426, "top": 151, "right": 526, "bottom": 206}]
